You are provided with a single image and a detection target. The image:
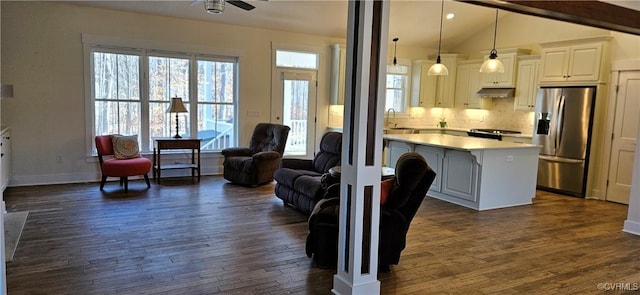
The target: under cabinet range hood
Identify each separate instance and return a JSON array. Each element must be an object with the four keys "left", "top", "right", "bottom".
[{"left": 476, "top": 87, "right": 515, "bottom": 98}]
